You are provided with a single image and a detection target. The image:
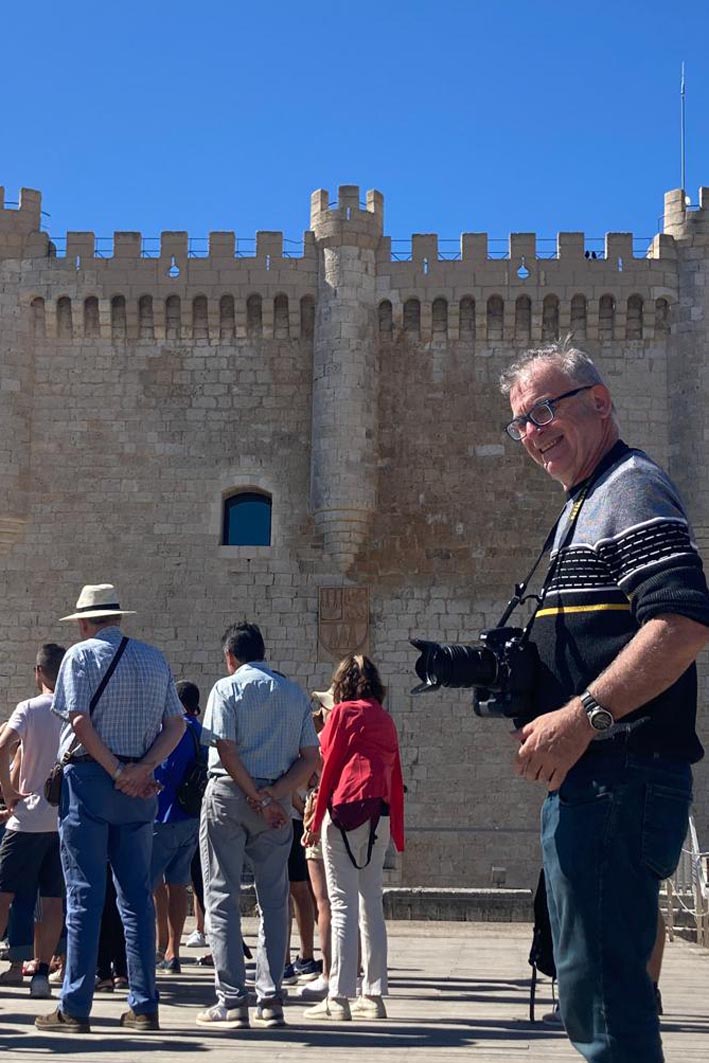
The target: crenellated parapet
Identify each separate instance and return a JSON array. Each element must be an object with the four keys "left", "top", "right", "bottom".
[
  {"left": 310, "top": 185, "right": 383, "bottom": 250},
  {"left": 373, "top": 225, "right": 678, "bottom": 345},
  {"left": 0, "top": 186, "right": 50, "bottom": 259},
  {"left": 663, "top": 186, "right": 709, "bottom": 243}
]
